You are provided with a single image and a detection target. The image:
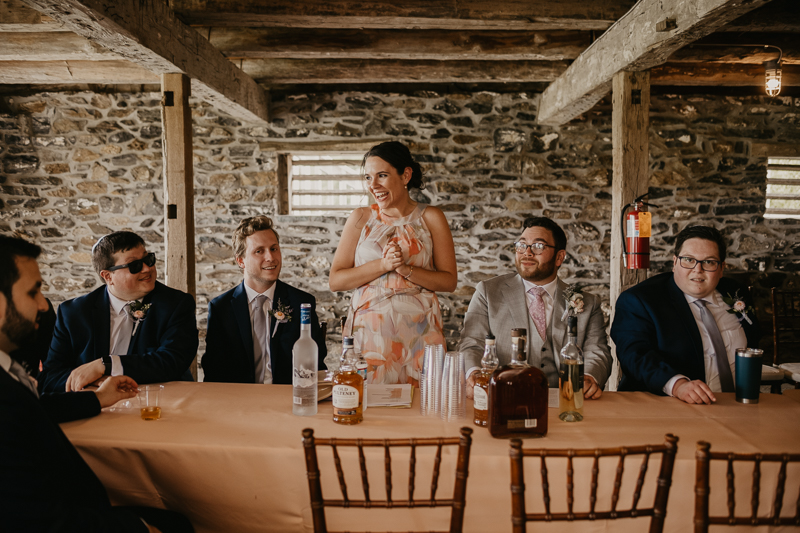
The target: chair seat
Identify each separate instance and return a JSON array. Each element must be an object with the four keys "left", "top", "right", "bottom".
[
  {"left": 761, "top": 365, "right": 785, "bottom": 381},
  {"left": 778, "top": 362, "right": 800, "bottom": 382}
]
